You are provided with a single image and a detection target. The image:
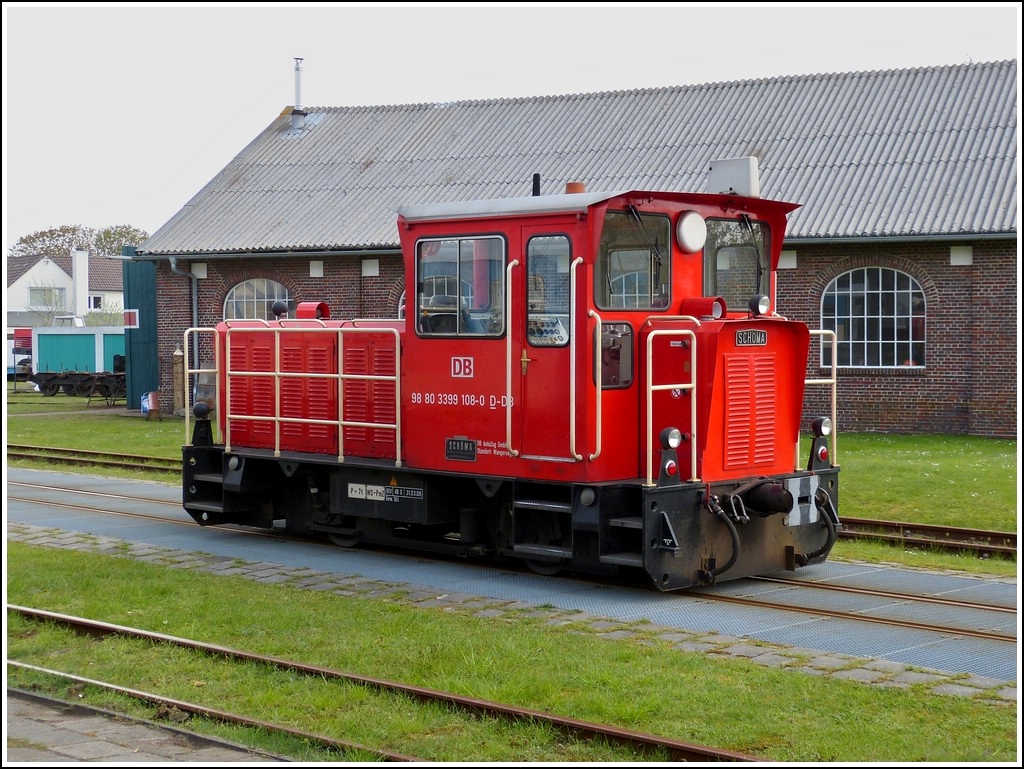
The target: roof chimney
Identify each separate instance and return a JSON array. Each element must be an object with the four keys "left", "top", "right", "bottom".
[
  {"left": 291, "top": 57, "right": 307, "bottom": 130},
  {"left": 71, "top": 247, "right": 89, "bottom": 316},
  {"left": 565, "top": 181, "right": 586, "bottom": 194}
]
